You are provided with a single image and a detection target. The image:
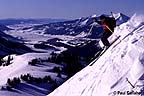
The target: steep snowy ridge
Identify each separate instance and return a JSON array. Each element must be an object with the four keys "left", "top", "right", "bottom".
[{"left": 48, "top": 14, "right": 144, "bottom": 96}]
